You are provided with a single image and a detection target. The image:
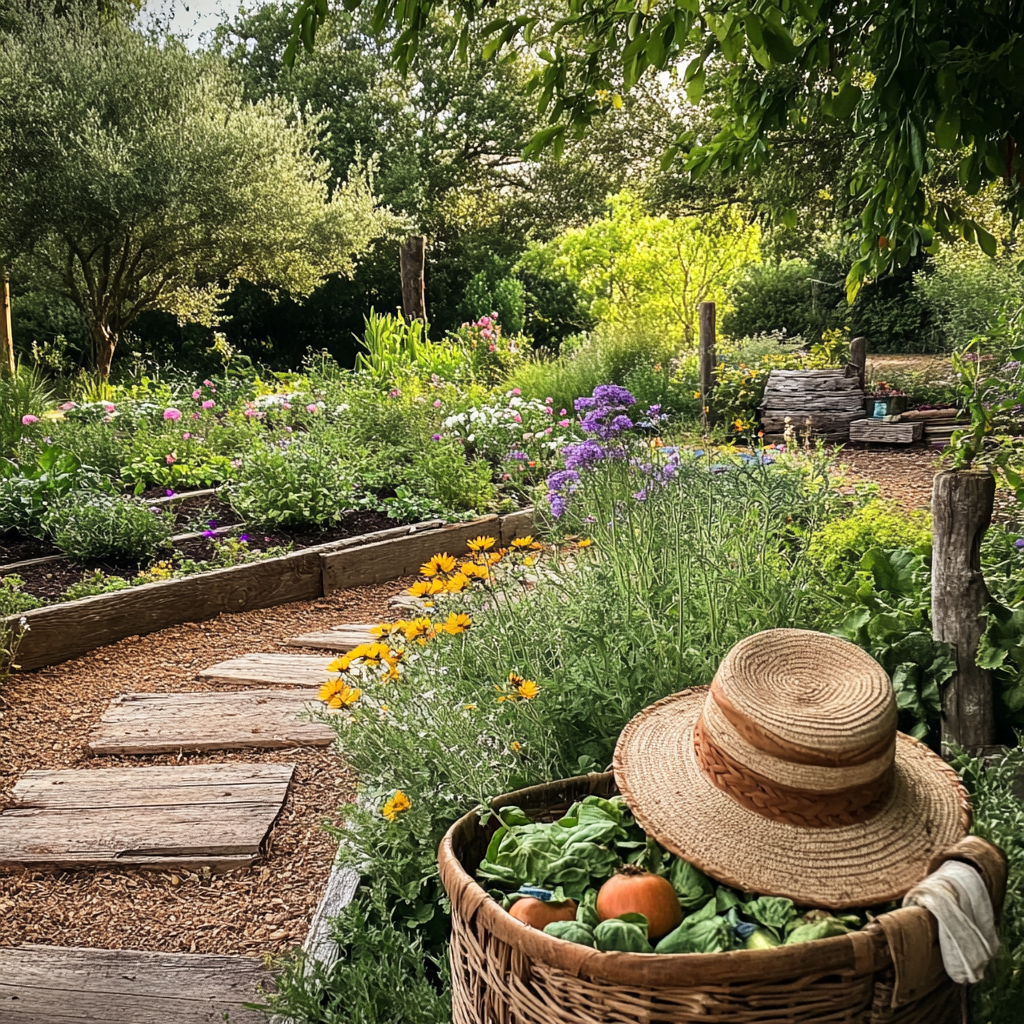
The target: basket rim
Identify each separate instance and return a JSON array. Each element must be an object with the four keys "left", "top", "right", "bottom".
[{"left": 438, "top": 771, "right": 897, "bottom": 987}]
